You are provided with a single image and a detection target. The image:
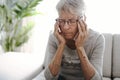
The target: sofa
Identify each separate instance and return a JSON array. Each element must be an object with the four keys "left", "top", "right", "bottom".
[
  {"left": 0, "top": 52, "right": 44, "bottom": 80},
  {"left": 0, "top": 33, "right": 120, "bottom": 80},
  {"left": 103, "top": 34, "right": 120, "bottom": 80}
]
